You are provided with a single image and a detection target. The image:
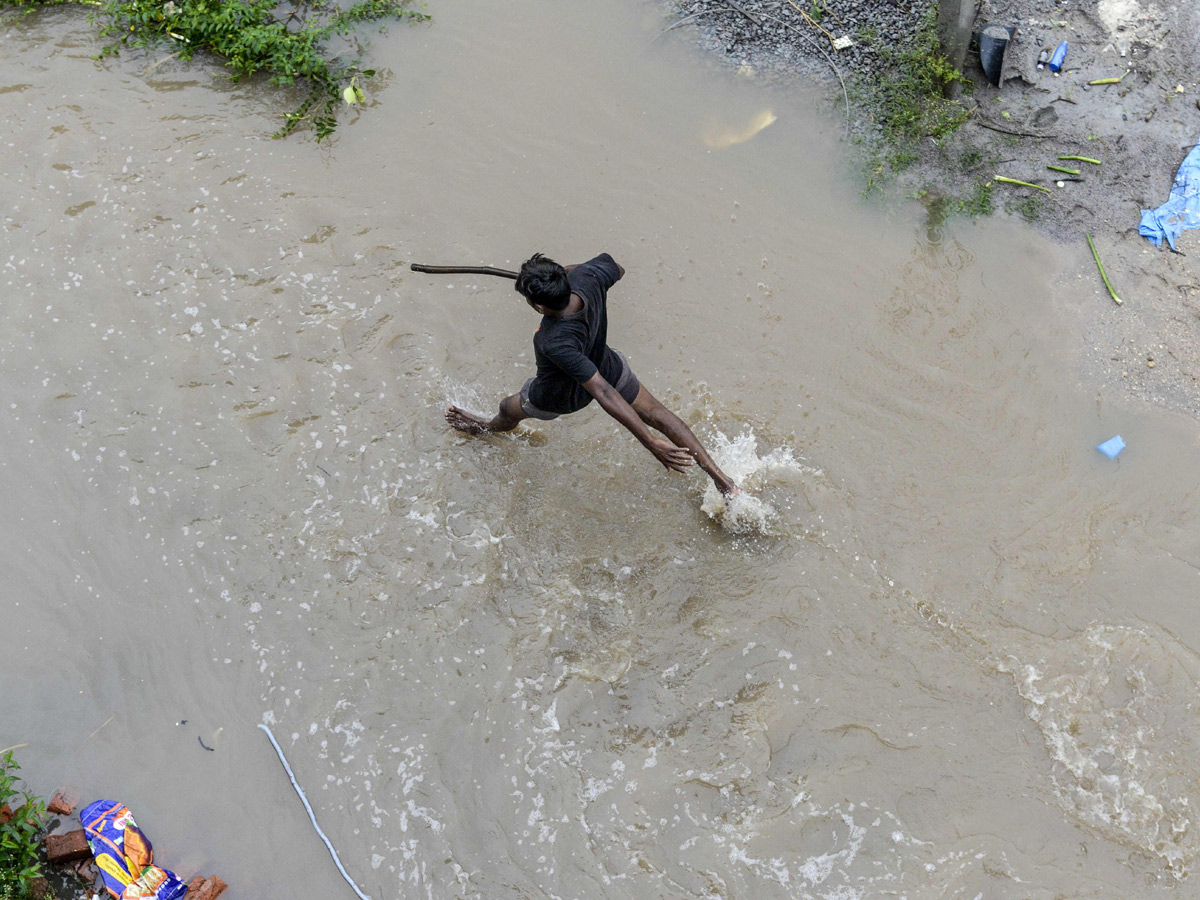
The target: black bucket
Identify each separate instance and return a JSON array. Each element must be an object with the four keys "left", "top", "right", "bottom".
[{"left": 979, "top": 24, "right": 1016, "bottom": 87}]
